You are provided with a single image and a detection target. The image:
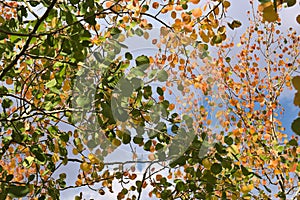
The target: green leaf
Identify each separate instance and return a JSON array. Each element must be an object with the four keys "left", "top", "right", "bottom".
[
  {"left": 6, "top": 174, "right": 14, "bottom": 182},
  {"left": 45, "top": 79, "right": 57, "bottom": 88},
  {"left": 125, "top": 52, "right": 133, "bottom": 60},
  {"left": 287, "top": 0, "right": 296, "bottom": 7},
  {"left": 144, "top": 140, "right": 152, "bottom": 151},
  {"left": 135, "top": 28, "right": 143, "bottom": 37},
  {"left": 241, "top": 165, "right": 250, "bottom": 176},
  {"left": 292, "top": 118, "right": 300, "bottom": 135},
  {"left": 212, "top": 35, "right": 223, "bottom": 44},
  {"left": 0, "top": 16, "right": 5, "bottom": 24},
  {"left": 143, "top": 85, "right": 152, "bottom": 99},
  {"left": 0, "top": 86, "right": 8, "bottom": 93},
  {"left": 258, "top": 0, "right": 271, "bottom": 3},
  {"left": 2, "top": 98, "right": 13, "bottom": 109},
  {"left": 110, "top": 27, "right": 121, "bottom": 36},
  {"left": 119, "top": 78, "right": 133, "bottom": 97},
  {"left": 135, "top": 55, "right": 150, "bottom": 70},
  {"left": 287, "top": 139, "right": 298, "bottom": 146},
  {"left": 28, "top": 174, "right": 35, "bottom": 182},
  {"left": 211, "top": 163, "right": 222, "bottom": 174},
  {"left": 221, "top": 159, "right": 232, "bottom": 169},
  {"left": 76, "top": 96, "right": 90, "bottom": 107},
  {"left": 175, "top": 181, "right": 186, "bottom": 192},
  {"left": 156, "top": 87, "right": 164, "bottom": 96},
  {"left": 70, "top": 0, "right": 80, "bottom": 3},
  {"left": 133, "top": 136, "right": 143, "bottom": 145},
  {"left": 157, "top": 70, "right": 168, "bottom": 82},
  {"left": 7, "top": 185, "right": 30, "bottom": 198},
  {"left": 224, "top": 136, "right": 233, "bottom": 145},
  {"left": 35, "top": 152, "right": 46, "bottom": 164},
  {"left": 87, "top": 140, "right": 97, "bottom": 148},
  {"left": 122, "top": 133, "right": 131, "bottom": 144}
]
